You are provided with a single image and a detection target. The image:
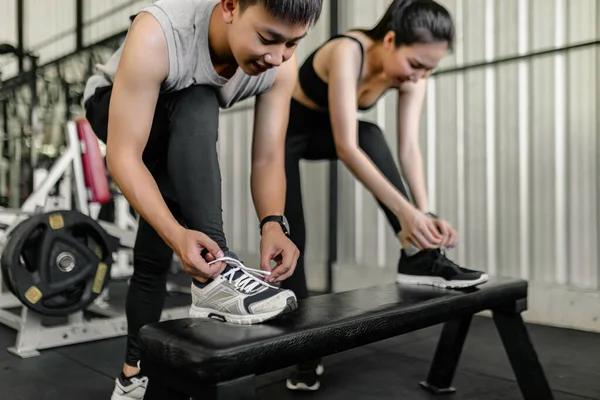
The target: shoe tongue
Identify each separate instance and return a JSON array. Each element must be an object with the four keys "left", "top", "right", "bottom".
[
  {"left": 221, "top": 263, "right": 265, "bottom": 293},
  {"left": 220, "top": 251, "right": 245, "bottom": 279},
  {"left": 222, "top": 263, "right": 247, "bottom": 280},
  {"left": 428, "top": 249, "right": 459, "bottom": 268},
  {"left": 224, "top": 250, "right": 239, "bottom": 259},
  {"left": 422, "top": 248, "right": 443, "bottom": 257}
]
